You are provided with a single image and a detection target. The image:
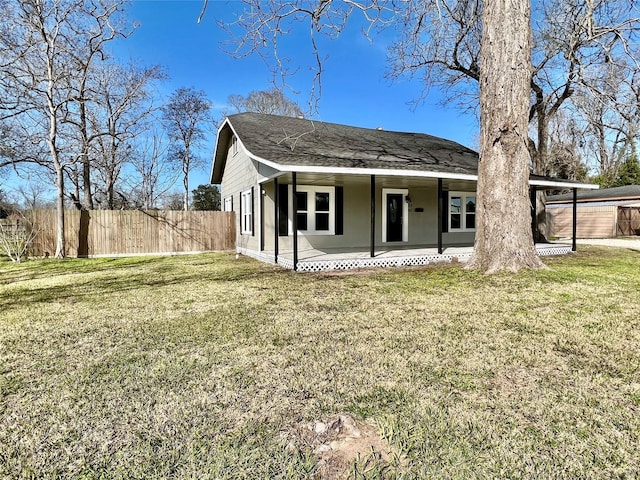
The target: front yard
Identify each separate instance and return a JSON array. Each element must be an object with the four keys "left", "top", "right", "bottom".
[{"left": 1, "top": 248, "right": 639, "bottom": 478}]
